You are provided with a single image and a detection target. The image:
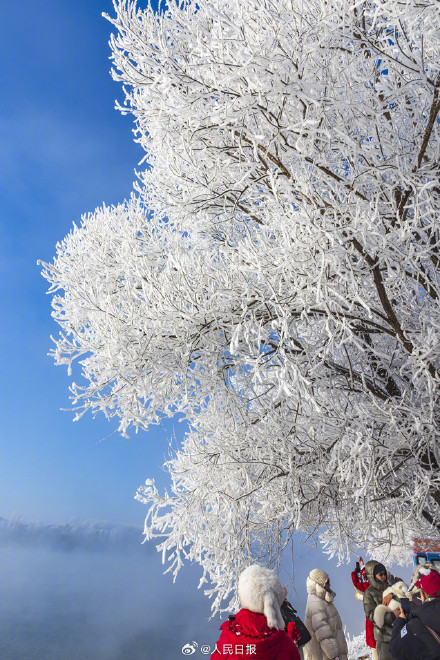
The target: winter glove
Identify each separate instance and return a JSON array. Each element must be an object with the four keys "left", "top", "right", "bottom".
[{"left": 286, "top": 621, "right": 301, "bottom": 644}]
